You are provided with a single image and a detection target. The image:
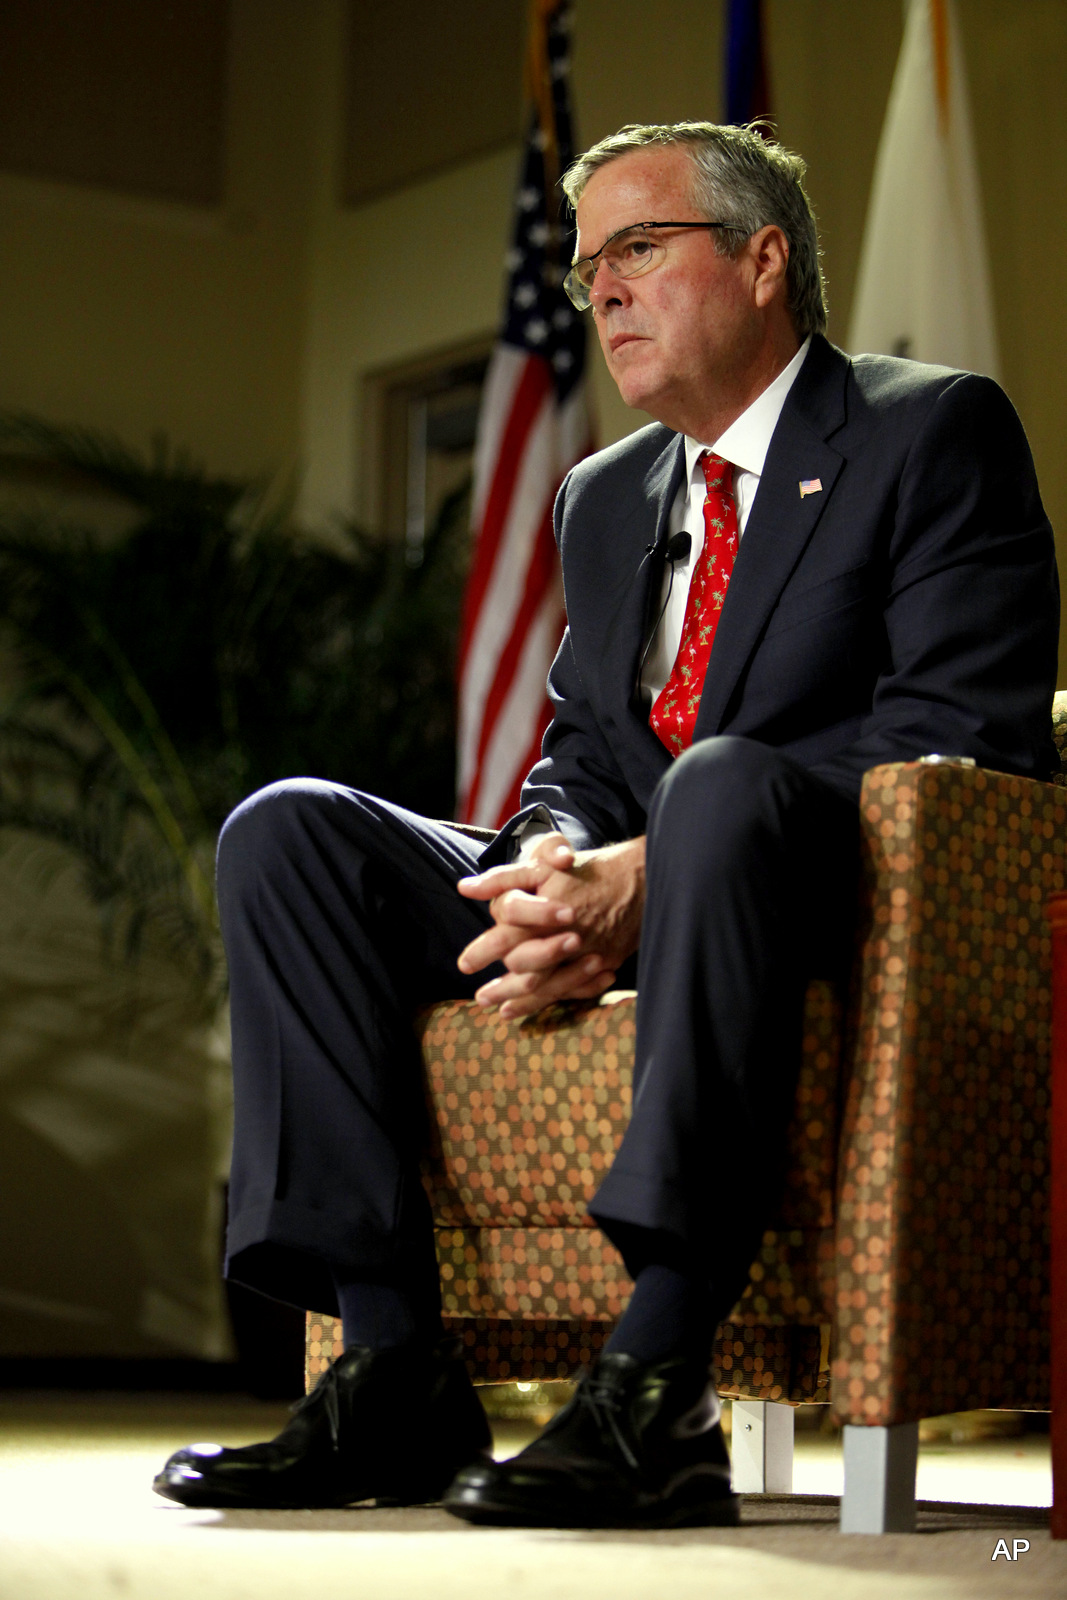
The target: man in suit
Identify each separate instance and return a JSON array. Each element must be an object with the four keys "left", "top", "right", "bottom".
[{"left": 155, "top": 122, "right": 1058, "bottom": 1528}]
